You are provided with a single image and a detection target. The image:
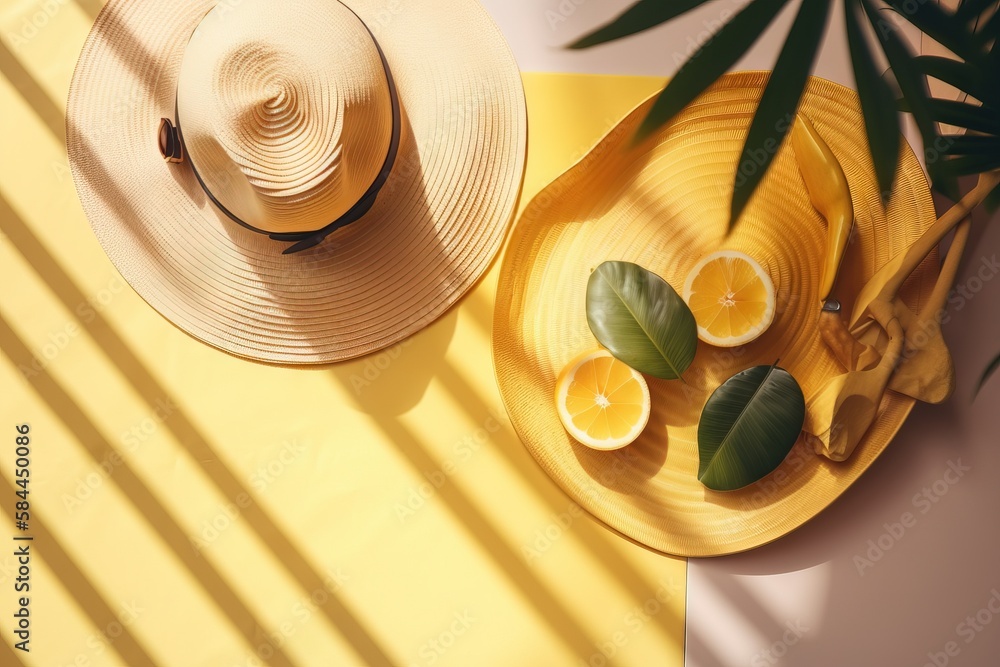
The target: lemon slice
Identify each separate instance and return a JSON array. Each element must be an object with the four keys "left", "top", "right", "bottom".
[
  {"left": 682, "top": 250, "right": 776, "bottom": 347},
  {"left": 555, "top": 349, "right": 651, "bottom": 450}
]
